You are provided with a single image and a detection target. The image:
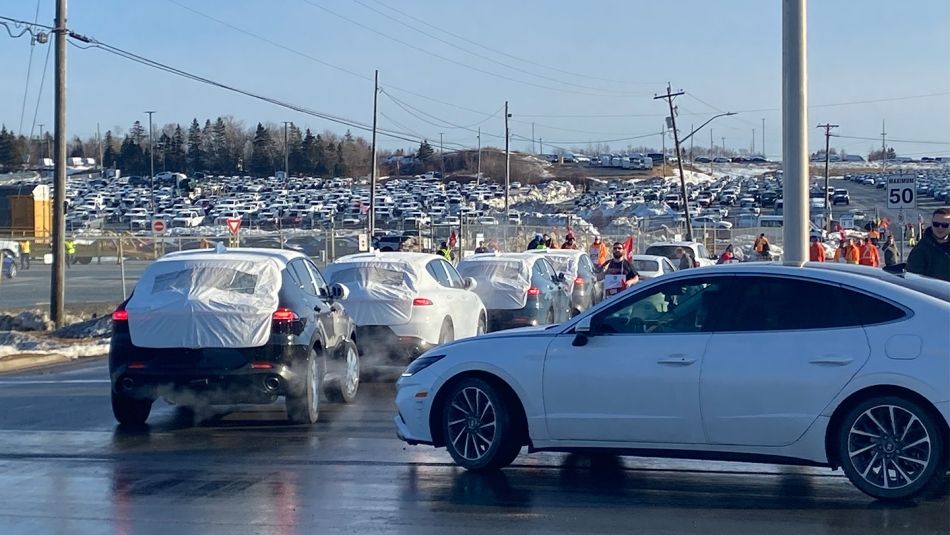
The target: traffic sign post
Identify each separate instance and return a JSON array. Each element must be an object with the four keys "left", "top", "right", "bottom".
[
  {"left": 151, "top": 219, "right": 166, "bottom": 257},
  {"left": 151, "top": 219, "right": 166, "bottom": 235},
  {"left": 226, "top": 217, "right": 242, "bottom": 247},
  {"left": 358, "top": 233, "right": 369, "bottom": 252},
  {"left": 886, "top": 175, "right": 917, "bottom": 210}
]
